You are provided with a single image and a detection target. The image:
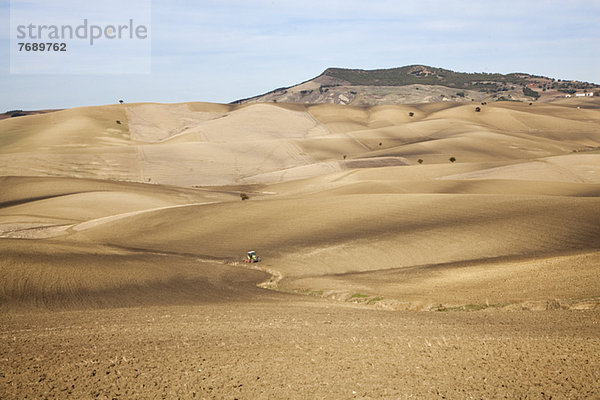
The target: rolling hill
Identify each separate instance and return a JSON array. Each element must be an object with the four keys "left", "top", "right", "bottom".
[
  {"left": 1, "top": 97, "right": 599, "bottom": 311},
  {"left": 1, "top": 99, "right": 599, "bottom": 187},
  {"left": 2, "top": 92, "right": 600, "bottom": 399},
  {"left": 234, "top": 65, "right": 600, "bottom": 105}
]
